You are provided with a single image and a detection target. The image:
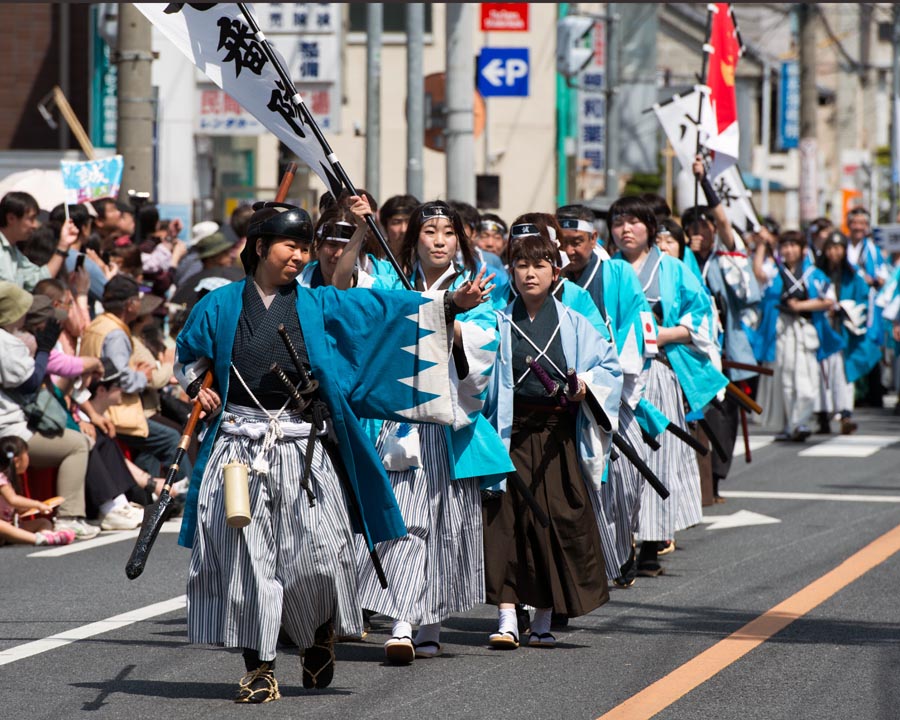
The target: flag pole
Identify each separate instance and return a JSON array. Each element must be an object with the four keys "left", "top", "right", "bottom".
[
  {"left": 236, "top": 3, "right": 414, "bottom": 291},
  {"left": 693, "top": 3, "right": 715, "bottom": 212}
]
